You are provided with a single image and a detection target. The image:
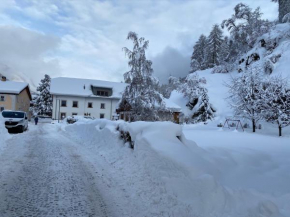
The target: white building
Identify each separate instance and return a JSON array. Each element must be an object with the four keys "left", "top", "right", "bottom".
[{"left": 50, "top": 77, "right": 127, "bottom": 120}]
